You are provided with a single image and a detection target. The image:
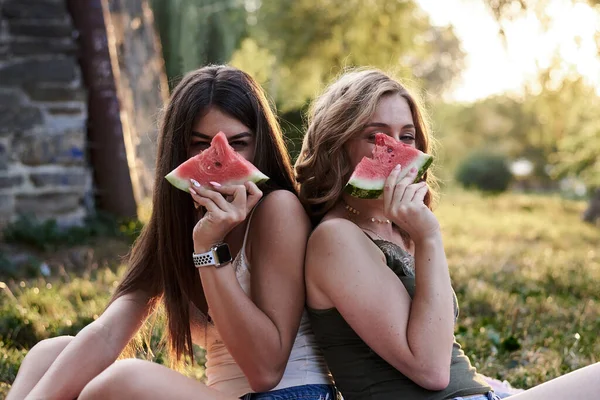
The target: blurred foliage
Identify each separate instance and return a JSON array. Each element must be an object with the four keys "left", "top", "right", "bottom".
[
  {"left": 238, "top": 0, "right": 465, "bottom": 111},
  {"left": 2, "top": 213, "right": 143, "bottom": 252},
  {"left": 151, "top": 0, "right": 248, "bottom": 86},
  {"left": 478, "top": 0, "right": 600, "bottom": 188},
  {"left": 149, "top": 0, "right": 465, "bottom": 110},
  {"left": 456, "top": 152, "right": 513, "bottom": 194},
  {"left": 0, "top": 342, "right": 26, "bottom": 391},
  {"left": 484, "top": 0, "right": 600, "bottom": 24},
  {"left": 148, "top": 0, "right": 467, "bottom": 169},
  {"left": 432, "top": 64, "right": 600, "bottom": 195},
  {"left": 148, "top": 0, "right": 599, "bottom": 192},
  {"left": 543, "top": 77, "right": 600, "bottom": 188}
]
